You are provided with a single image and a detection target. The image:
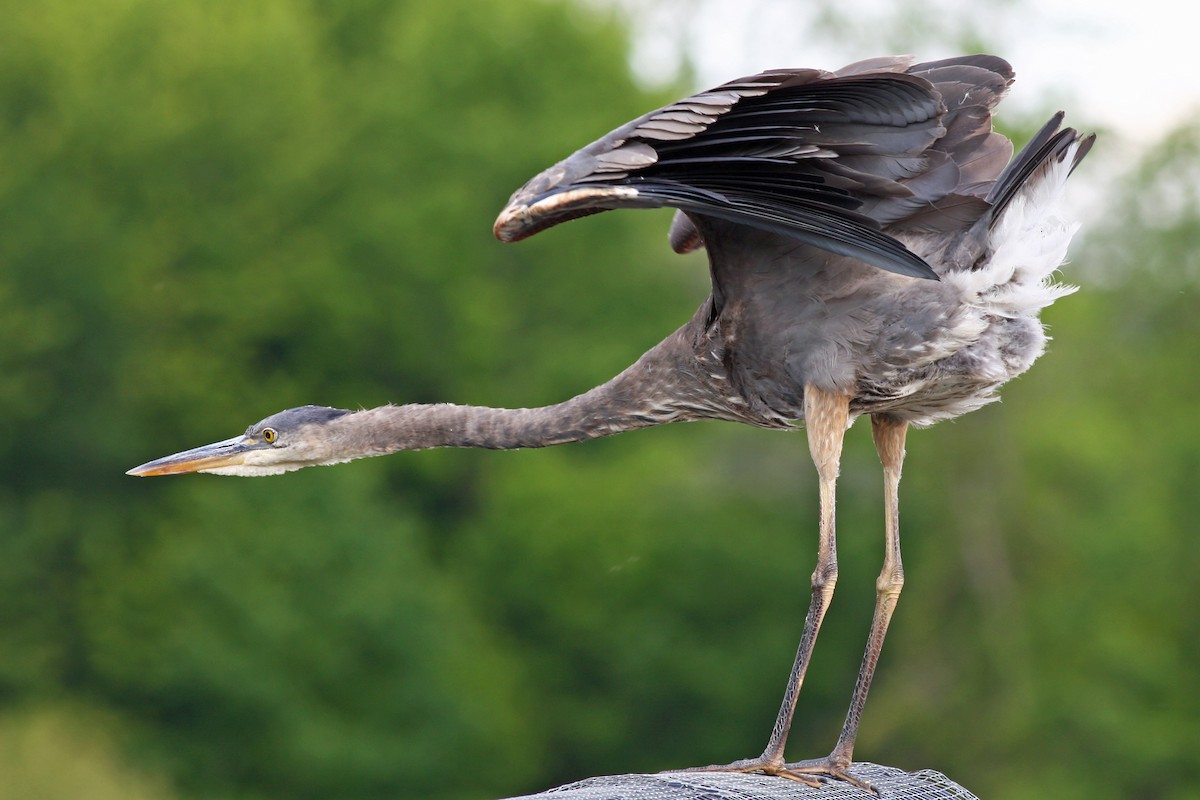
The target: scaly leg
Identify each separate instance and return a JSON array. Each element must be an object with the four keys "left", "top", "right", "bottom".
[
  {"left": 684, "top": 386, "right": 851, "bottom": 787},
  {"left": 784, "top": 413, "right": 908, "bottom": 793}
]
